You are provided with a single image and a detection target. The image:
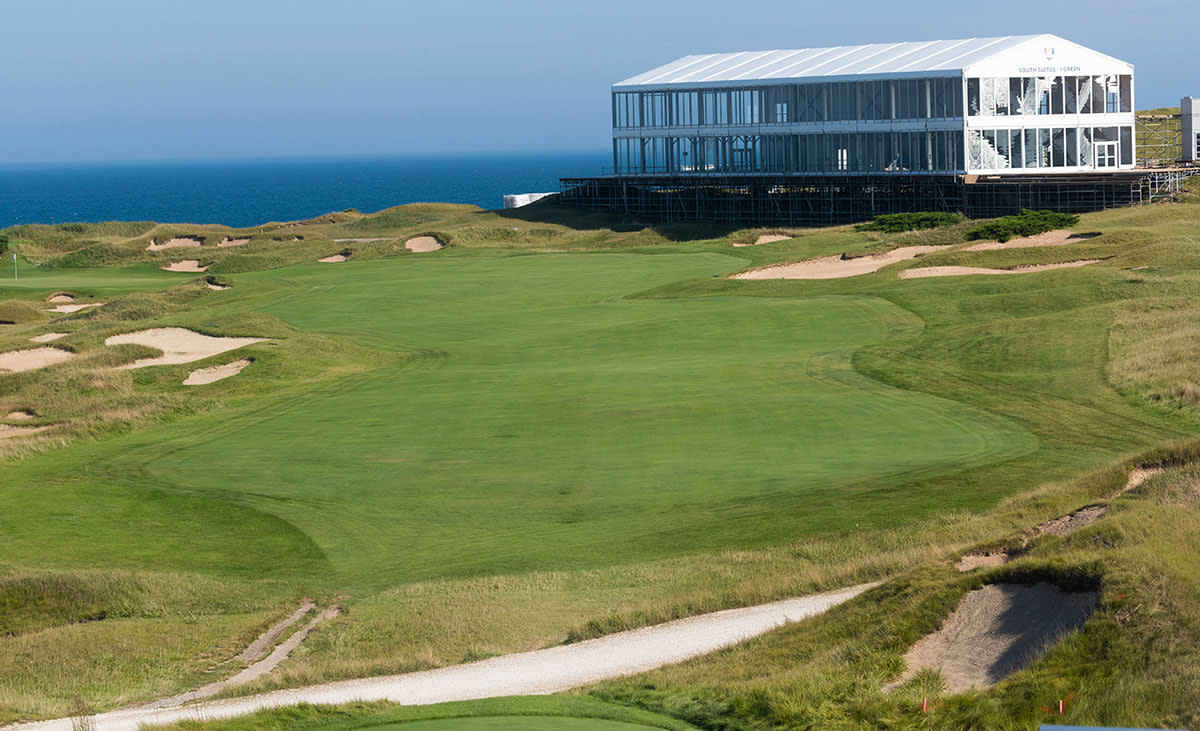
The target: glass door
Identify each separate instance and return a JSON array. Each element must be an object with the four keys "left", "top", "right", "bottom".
[{"left": 1095, "top": 141, "right": 1118, "bottom": 168}]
